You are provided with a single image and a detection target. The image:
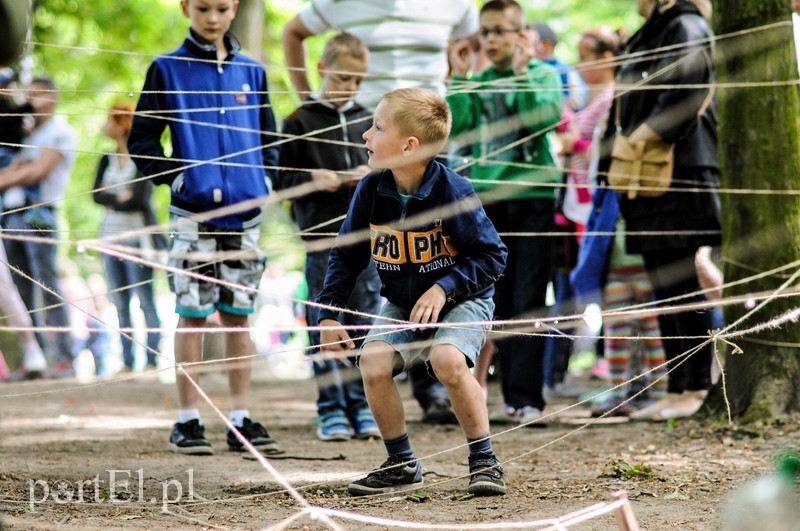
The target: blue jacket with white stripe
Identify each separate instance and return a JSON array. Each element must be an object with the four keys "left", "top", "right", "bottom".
[{"left": 129, "top": 31, "right": 279, "bottom": 230}]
